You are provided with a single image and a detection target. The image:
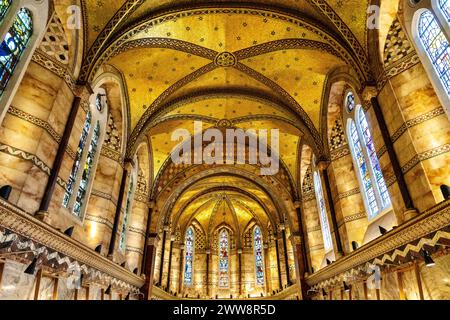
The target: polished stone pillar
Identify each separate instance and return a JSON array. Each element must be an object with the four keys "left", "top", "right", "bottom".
[
  {"left": 274, "top": 237, "right": 283, "bottom": 289},
  {"left": 141, "top": 201, "right": 155, "bottom": 273},
  {"left": 141, "top": 233, "right": 158, "bottom": 300},
  {"left": 238, "top": 248, "right": 243, "bottom": 296},
  {"left": 166, "top": 234, "right": 175, "bottom": 292},
  {"left": 158, "top": 225, "right": 169, "bottom": 286},
  {"left": 369, "top": 94, "right": 417, "bottom": 220},
  {"left": 280, "top": 223, "right": 291, "bottom": 285},
  {"left": 206, "top": 249, "right": 211, "bottom": 297},
  {"left": 37, "top": 96, "right": 82, "bottom": 219},
  {"left": 108, "top": 161, "right": 132, "bottom": 257},
  {"left": 291, "top": 234, "right": 309, "bottom": 300},
  {"left": 294, "top": 201, "right": 311, "bottom": 273},
  {"left": 178, "top": 244, "right": 185, "bottom": 294}
]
